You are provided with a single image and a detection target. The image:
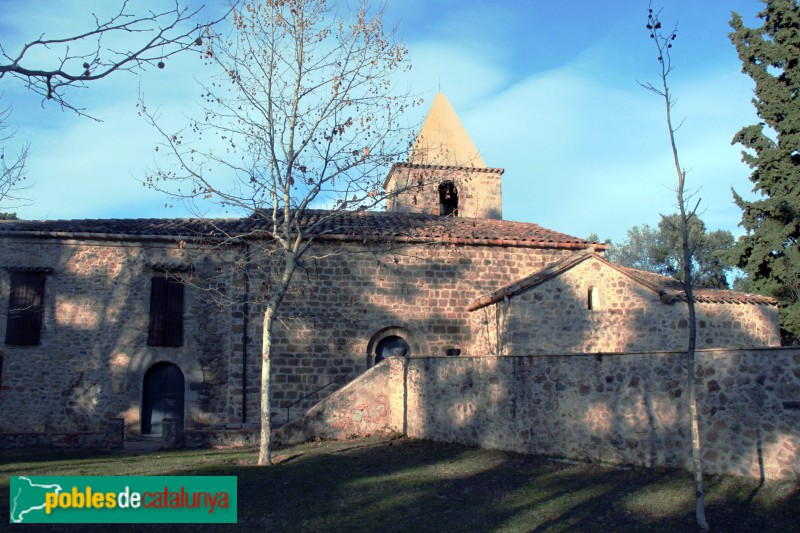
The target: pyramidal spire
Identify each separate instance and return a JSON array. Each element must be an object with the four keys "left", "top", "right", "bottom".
[{"left": 408, "top": 93, "right": 486, "bottom": 167}]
